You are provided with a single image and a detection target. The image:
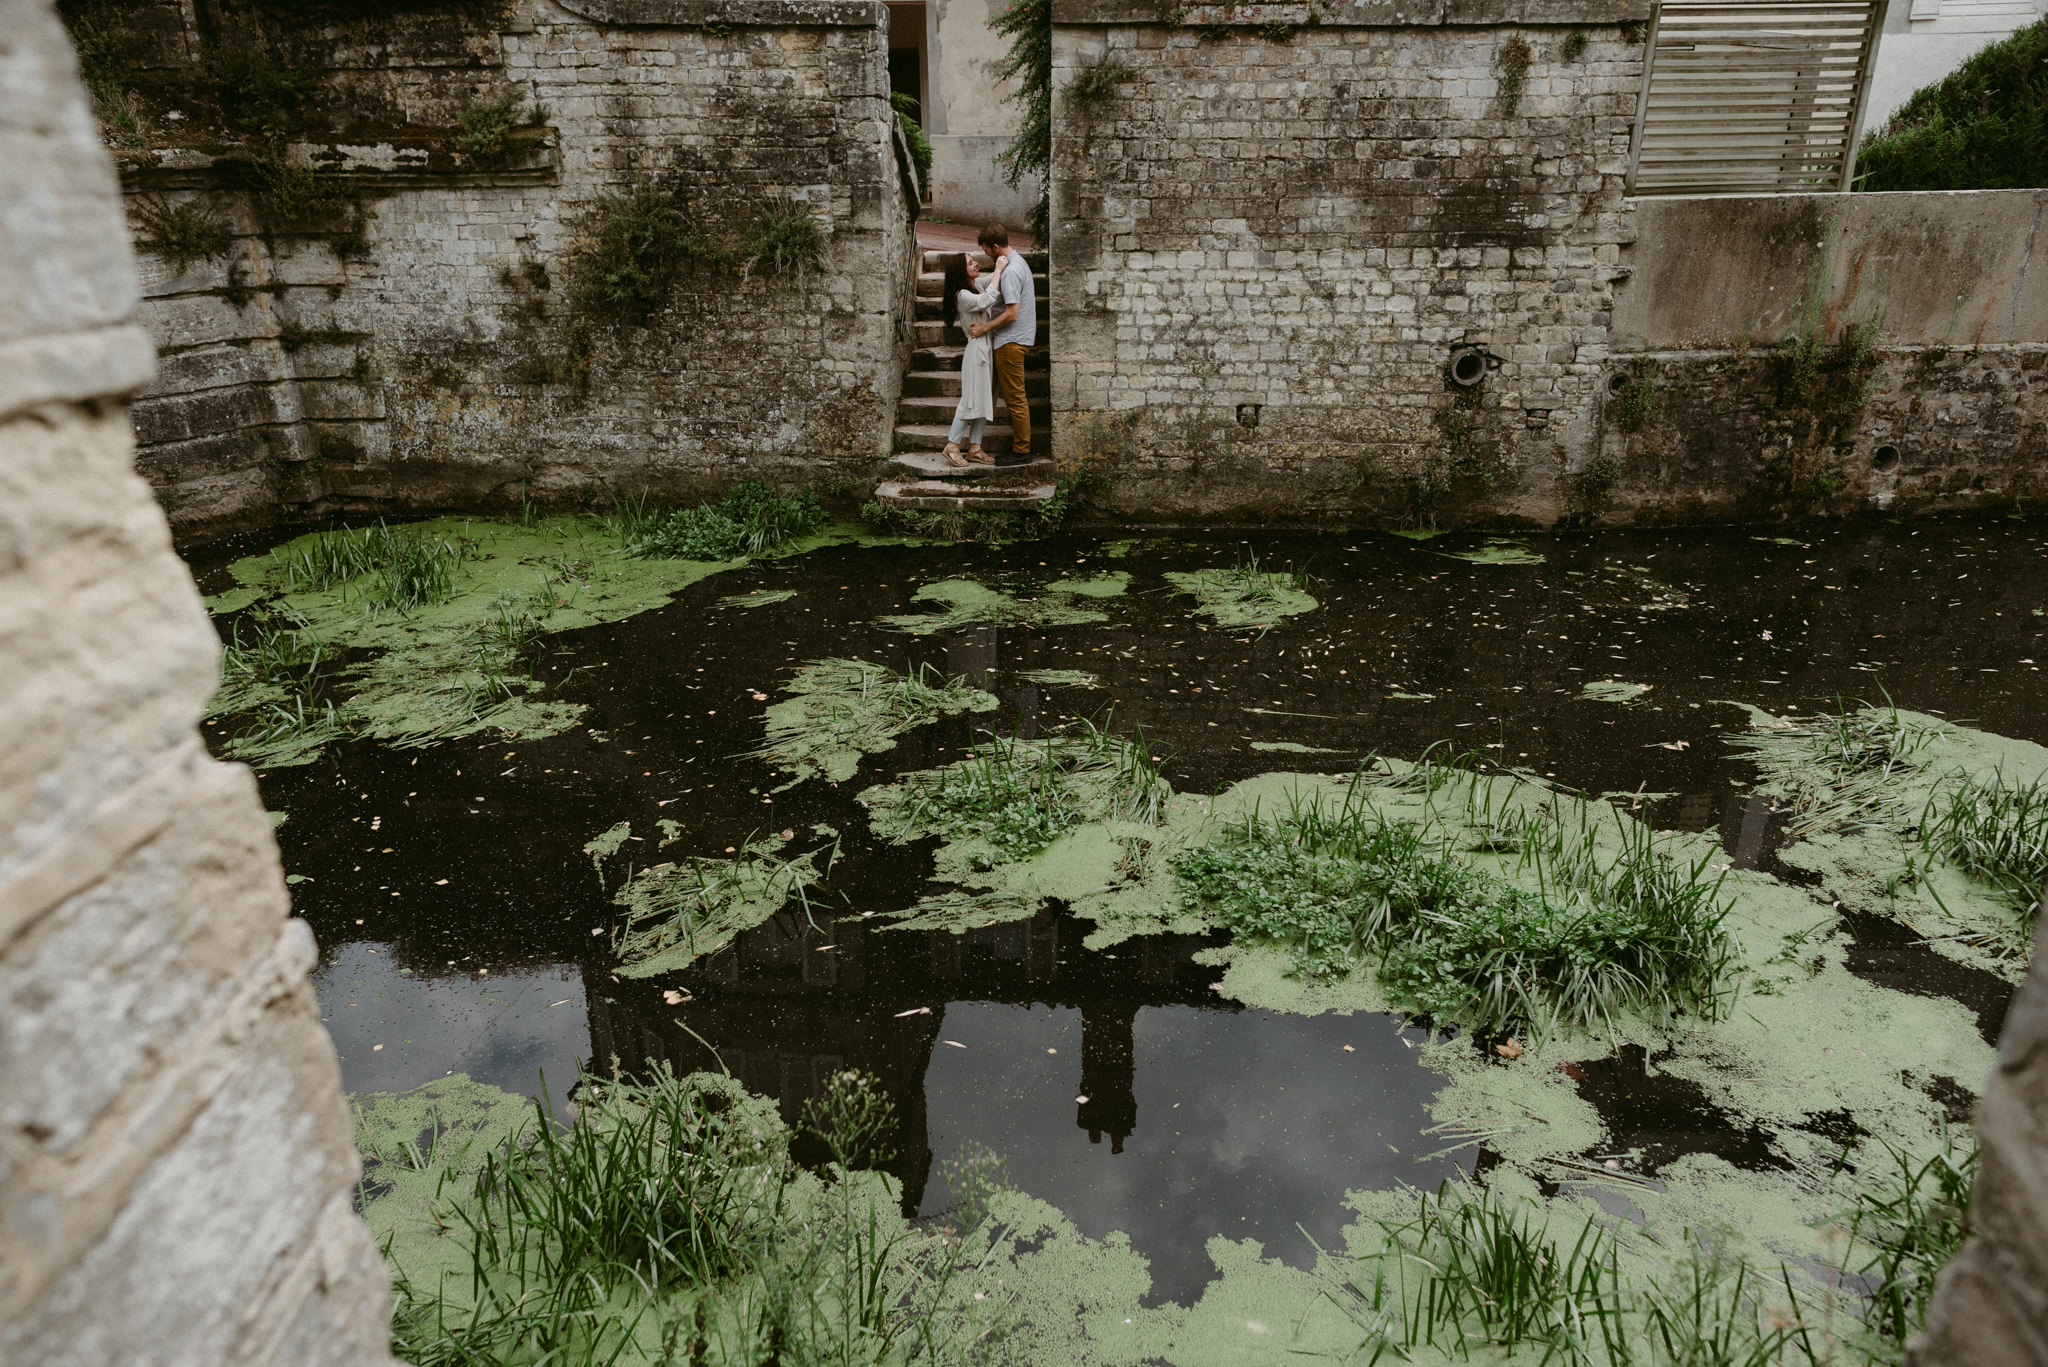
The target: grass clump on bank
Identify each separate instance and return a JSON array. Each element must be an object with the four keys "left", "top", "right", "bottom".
[
  {"left": 364, "top": 1068, "right": 1017, "bottom": 1366},
  {"left": 607, "top": 483, "right": 828, "bottom": 561},
  {"left": 1855, "top": 17, "right": 2048, "bottom": 191},
  {"left": 1164, "top": 555, "right": 1317, "bottom": 632},
  {"left": 756, "top": 659, "right": 997, "bottom": 787},
  {"left": 1174, "top": 773, "right": 1736, "bottom": 1039},
  {"left": 612, "top": 836, "right": 835, "bottom": 977}
]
